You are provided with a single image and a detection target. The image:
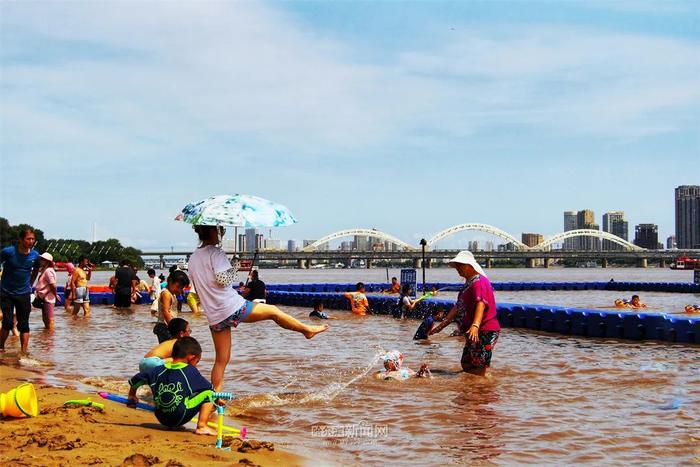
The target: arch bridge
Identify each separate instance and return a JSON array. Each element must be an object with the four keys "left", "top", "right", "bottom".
[
  {"left": 302, "top": 228, "right": 414, "bottom": 252},
  {"left": 427, "top": 223, "right": 528, "bottom": 250},
  {"left": 532, "top": 229, "right": 643, "bottom": 251}
]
